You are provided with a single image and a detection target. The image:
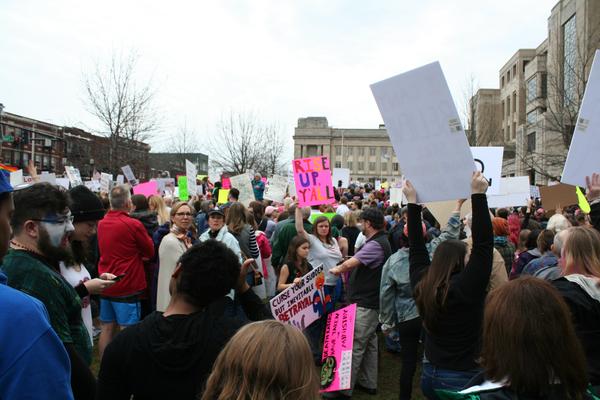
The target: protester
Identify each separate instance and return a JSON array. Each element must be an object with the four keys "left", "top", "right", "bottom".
[
  {"left": 226, "top": 203, "right": 262, "bottom": 287},
  {"left": 2, "top": 183, "right": 97, "bottom": 399},
  {"left": 148, "top": 194, "right": 170, "bottom": 226},
  {"left": 406, "top": 172, "right": 492, "bottom": 399},
  {"left": 0, "top": 176, "right": 74, "bottom": 399},
  {"left": 491, "top": 217, "right": 515, "bottom": 274},
  {"left": 61, "top": 185, "right": 116, "bottom": 350},
  {"left": 199, "top": 208, "right": 242, "bottom": 261},
  {"left": 201, "top": 320, "right": 320, "bottom": 400},
  {"left": 342, "top": 211, "right": 361, "bottom": 256},
  {"left": 522, "top": 228, "right": 567, "bottom": 280},
  {"left": 553, "top": 224, "right": 600, "bottom": 390},
  {"left": 262, "top": 205, "right": 278, "bottom": 239},
  {"left": 510, "top": 229, "right": 542, "bottom": 279},
  {"left": 270, "top": 203, "right": 296, "bottom": 247},
  {"left": 156, "top": 202, "right": 195, "bottom": 312},
  {"left": 96, "top": 240, "right": 270, "bottom": 400},
  {"left": 251, "top": 173, "right": 265, "bottom": 201},
  {"left": 507, "top": 212, "right": 521, "bottom": 246},
  {"left": 194, "top": 200, "right": 212, "bottom": 235},
  {"left": 330, "top": 207, "right": 391, "bottom": 397},
  {"left": 277, "top": 235, "right": 312, "bottom": 291},
  {"left": 464, "top": 213, "right": 508, "bottom": 290},
  {"left": 272, "top": 204, "right": 312, "bottom": 269},
  {"left": 130, "top": 194, "right": 159, "bottom": 237},
  {"left": 437, "top": 277, "right": 595, "bottom": 400},
  {"left": 336, "top": 196, "right": 350, "bottom": 215},
  {"left": 97, "top": 185, "right": 155, "bottom": 359},
  {"left": 380, "top": 200, "right": 464, "bottom": 400}
]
